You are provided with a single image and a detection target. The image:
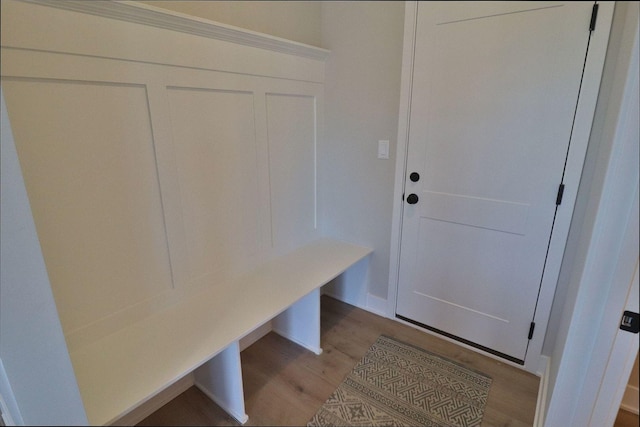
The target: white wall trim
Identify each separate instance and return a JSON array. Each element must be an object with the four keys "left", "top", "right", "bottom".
[
  {"left": 366, "top": 293, "right": 387, "bottom": 317},
  {"left": 19, "top": 0, "right": 329, "bottom": 60},
  {"left": 111, "top": 374, "right": 195, "bottom": 426},
  {"left": 239, "top": 321, "right": 273, "bottom": 352},
  {"left": 534, "top": 356, "right": 551, "bottom": 427},
  {"left": 545, "top": 6, "right": 640, "bottom": 424},
  {"left": 323, "top": 290, "right": 388, "bottom": 319},
  {"left": 2, "top": 0, "right": 326, "bottom": 86},
  {"left": 193, "top": 381, "right": 248, "bottom": 425},
  {"left": 386, "top": 1, "right": 417, "bottom": 320},
  {"left": 522, "top": 1, "right": 615, "bottom": 375},
  {"left": 621, "top": 384, "right": 639, "bottom": 415}
]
